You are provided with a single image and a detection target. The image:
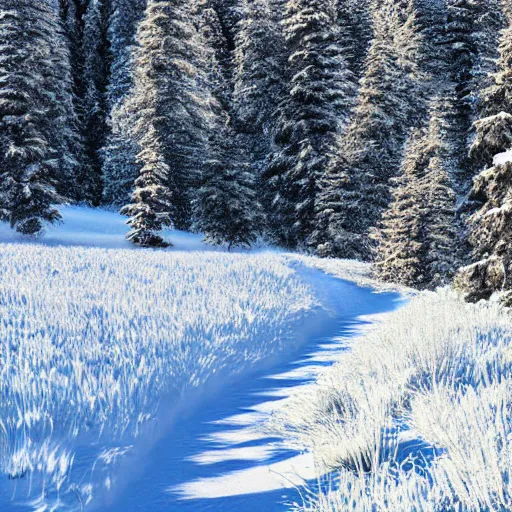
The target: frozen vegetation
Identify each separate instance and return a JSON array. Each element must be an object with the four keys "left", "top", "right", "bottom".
[
  {"left": 4, "top": 206, "right": 512, "bottom": 512},
  {"left": 0, "top": 208, "right": 330, "bottom": 510},
  {"left": 270, "top": 290, "right": 512, "bottom": 511}
]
